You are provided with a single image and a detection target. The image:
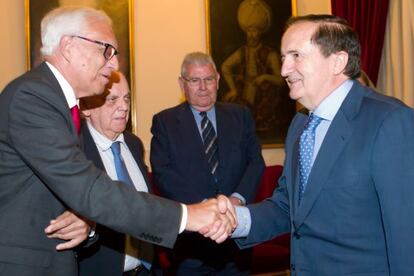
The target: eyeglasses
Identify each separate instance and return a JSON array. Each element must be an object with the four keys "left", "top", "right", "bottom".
[
  {"left": 181, "top": 76, "right": 217, "bottom": 87},
  {"left": 73, "top": 35, "right": 119, "bottom": 60}
]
